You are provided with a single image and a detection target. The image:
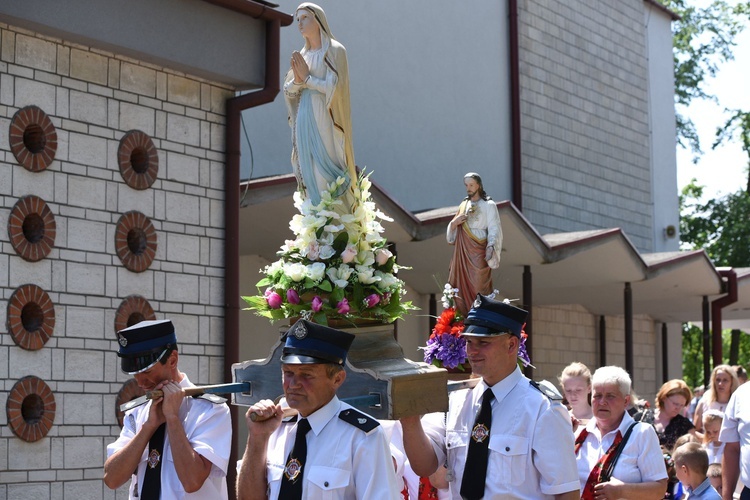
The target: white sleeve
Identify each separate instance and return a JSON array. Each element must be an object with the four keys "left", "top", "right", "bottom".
[
  {"left": 422, "top": 412, "right": 448, "bottom": 467},
  {"left": 719, "top": 391, "right": 741, "bottom": 444},
  {"left": 533, "top": 403, "right": 581, "bottom": 495},
  {"left": 352, "top": 427, "right": 402, "bottom": 499}
]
